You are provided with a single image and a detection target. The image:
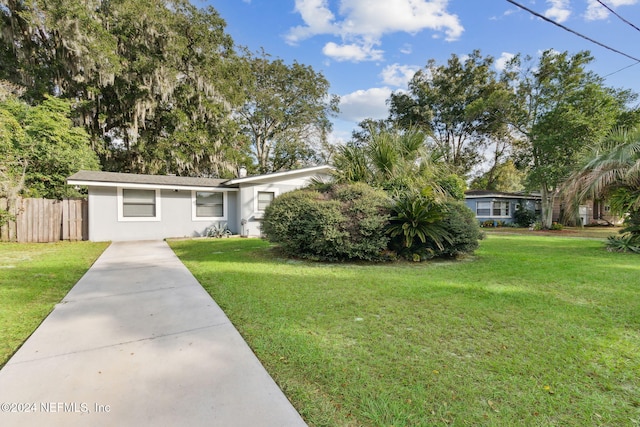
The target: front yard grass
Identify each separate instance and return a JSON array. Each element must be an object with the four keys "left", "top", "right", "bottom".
[
  {"left": 0, "top": 241, "right": 108, "bottom": 367},
  {"left": 170, "top": 235, "right": 640, "bottom": 427}
]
